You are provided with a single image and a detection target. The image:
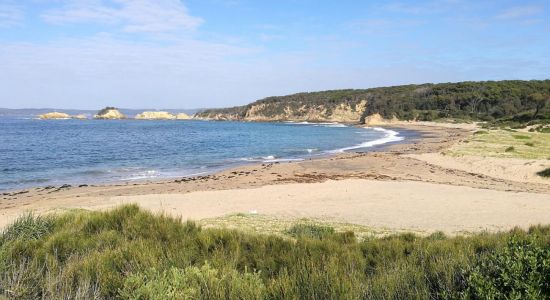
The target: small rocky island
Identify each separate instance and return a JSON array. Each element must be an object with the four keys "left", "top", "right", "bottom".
[
  {"left": 135, "top": 111, "right": 176, "bottom": 120},
  {"left": 38, "top": 112, "right": 89, "bottom": 120},
  {"left": 93, "top": 107, "right": 126, "bottom": 120},
  {"left": 134, "top": 111, "right": 193, "bottom": 120},
  {"left": 38, "top": 112, "right": 71, "bottom": 119}
]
